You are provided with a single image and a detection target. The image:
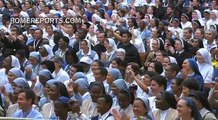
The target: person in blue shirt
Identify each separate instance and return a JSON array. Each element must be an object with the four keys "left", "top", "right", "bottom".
[{"left": 12, "top": 89, "right": 43, "bottom": 119}]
